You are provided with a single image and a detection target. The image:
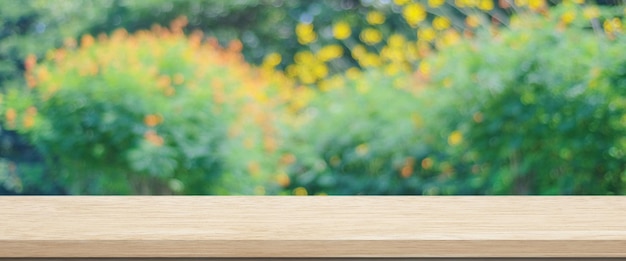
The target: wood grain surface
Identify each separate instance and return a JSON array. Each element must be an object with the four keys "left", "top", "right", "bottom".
[{"left": 1, "top": 196, "right": 625, "bottom": 258}]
